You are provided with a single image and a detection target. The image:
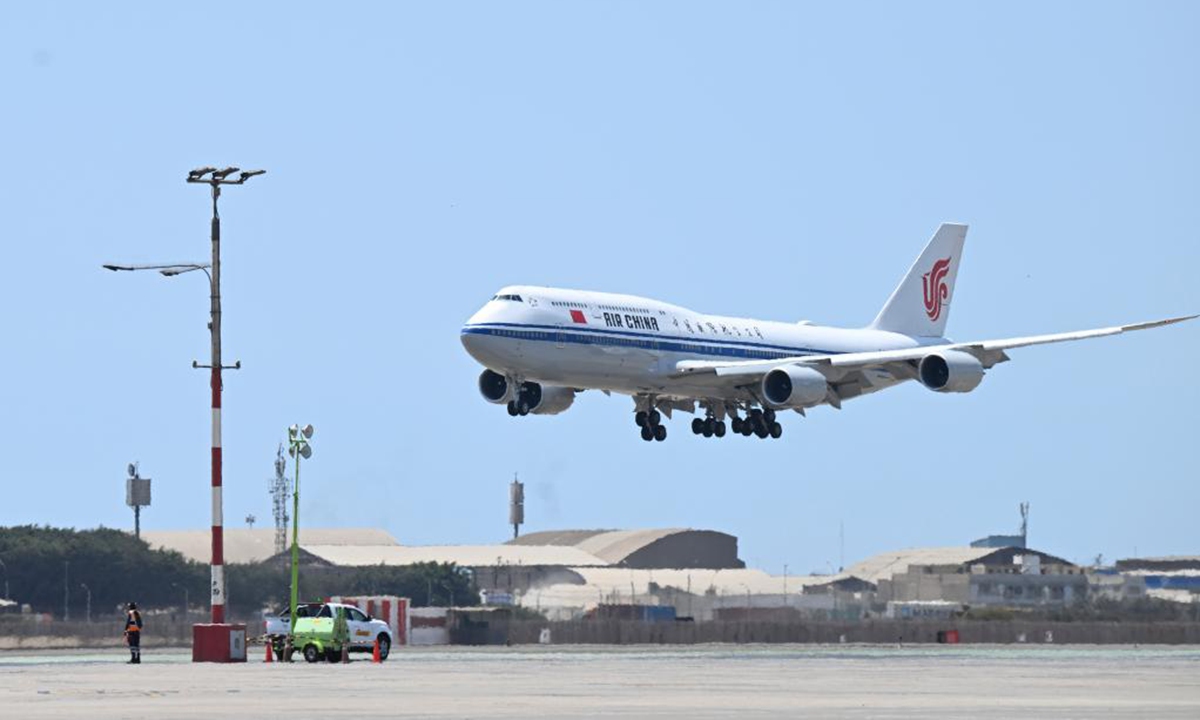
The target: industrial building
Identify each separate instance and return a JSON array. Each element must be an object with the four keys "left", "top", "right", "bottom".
[
  {"left": 848, "top": 546, "right": 1084, "bottom": 607},
  {"left": 1111, "top": 556, "right": 1200, "bottom": 604},
  {"left": 142, "top": 526, "right": 871, "bottom": 620}
]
